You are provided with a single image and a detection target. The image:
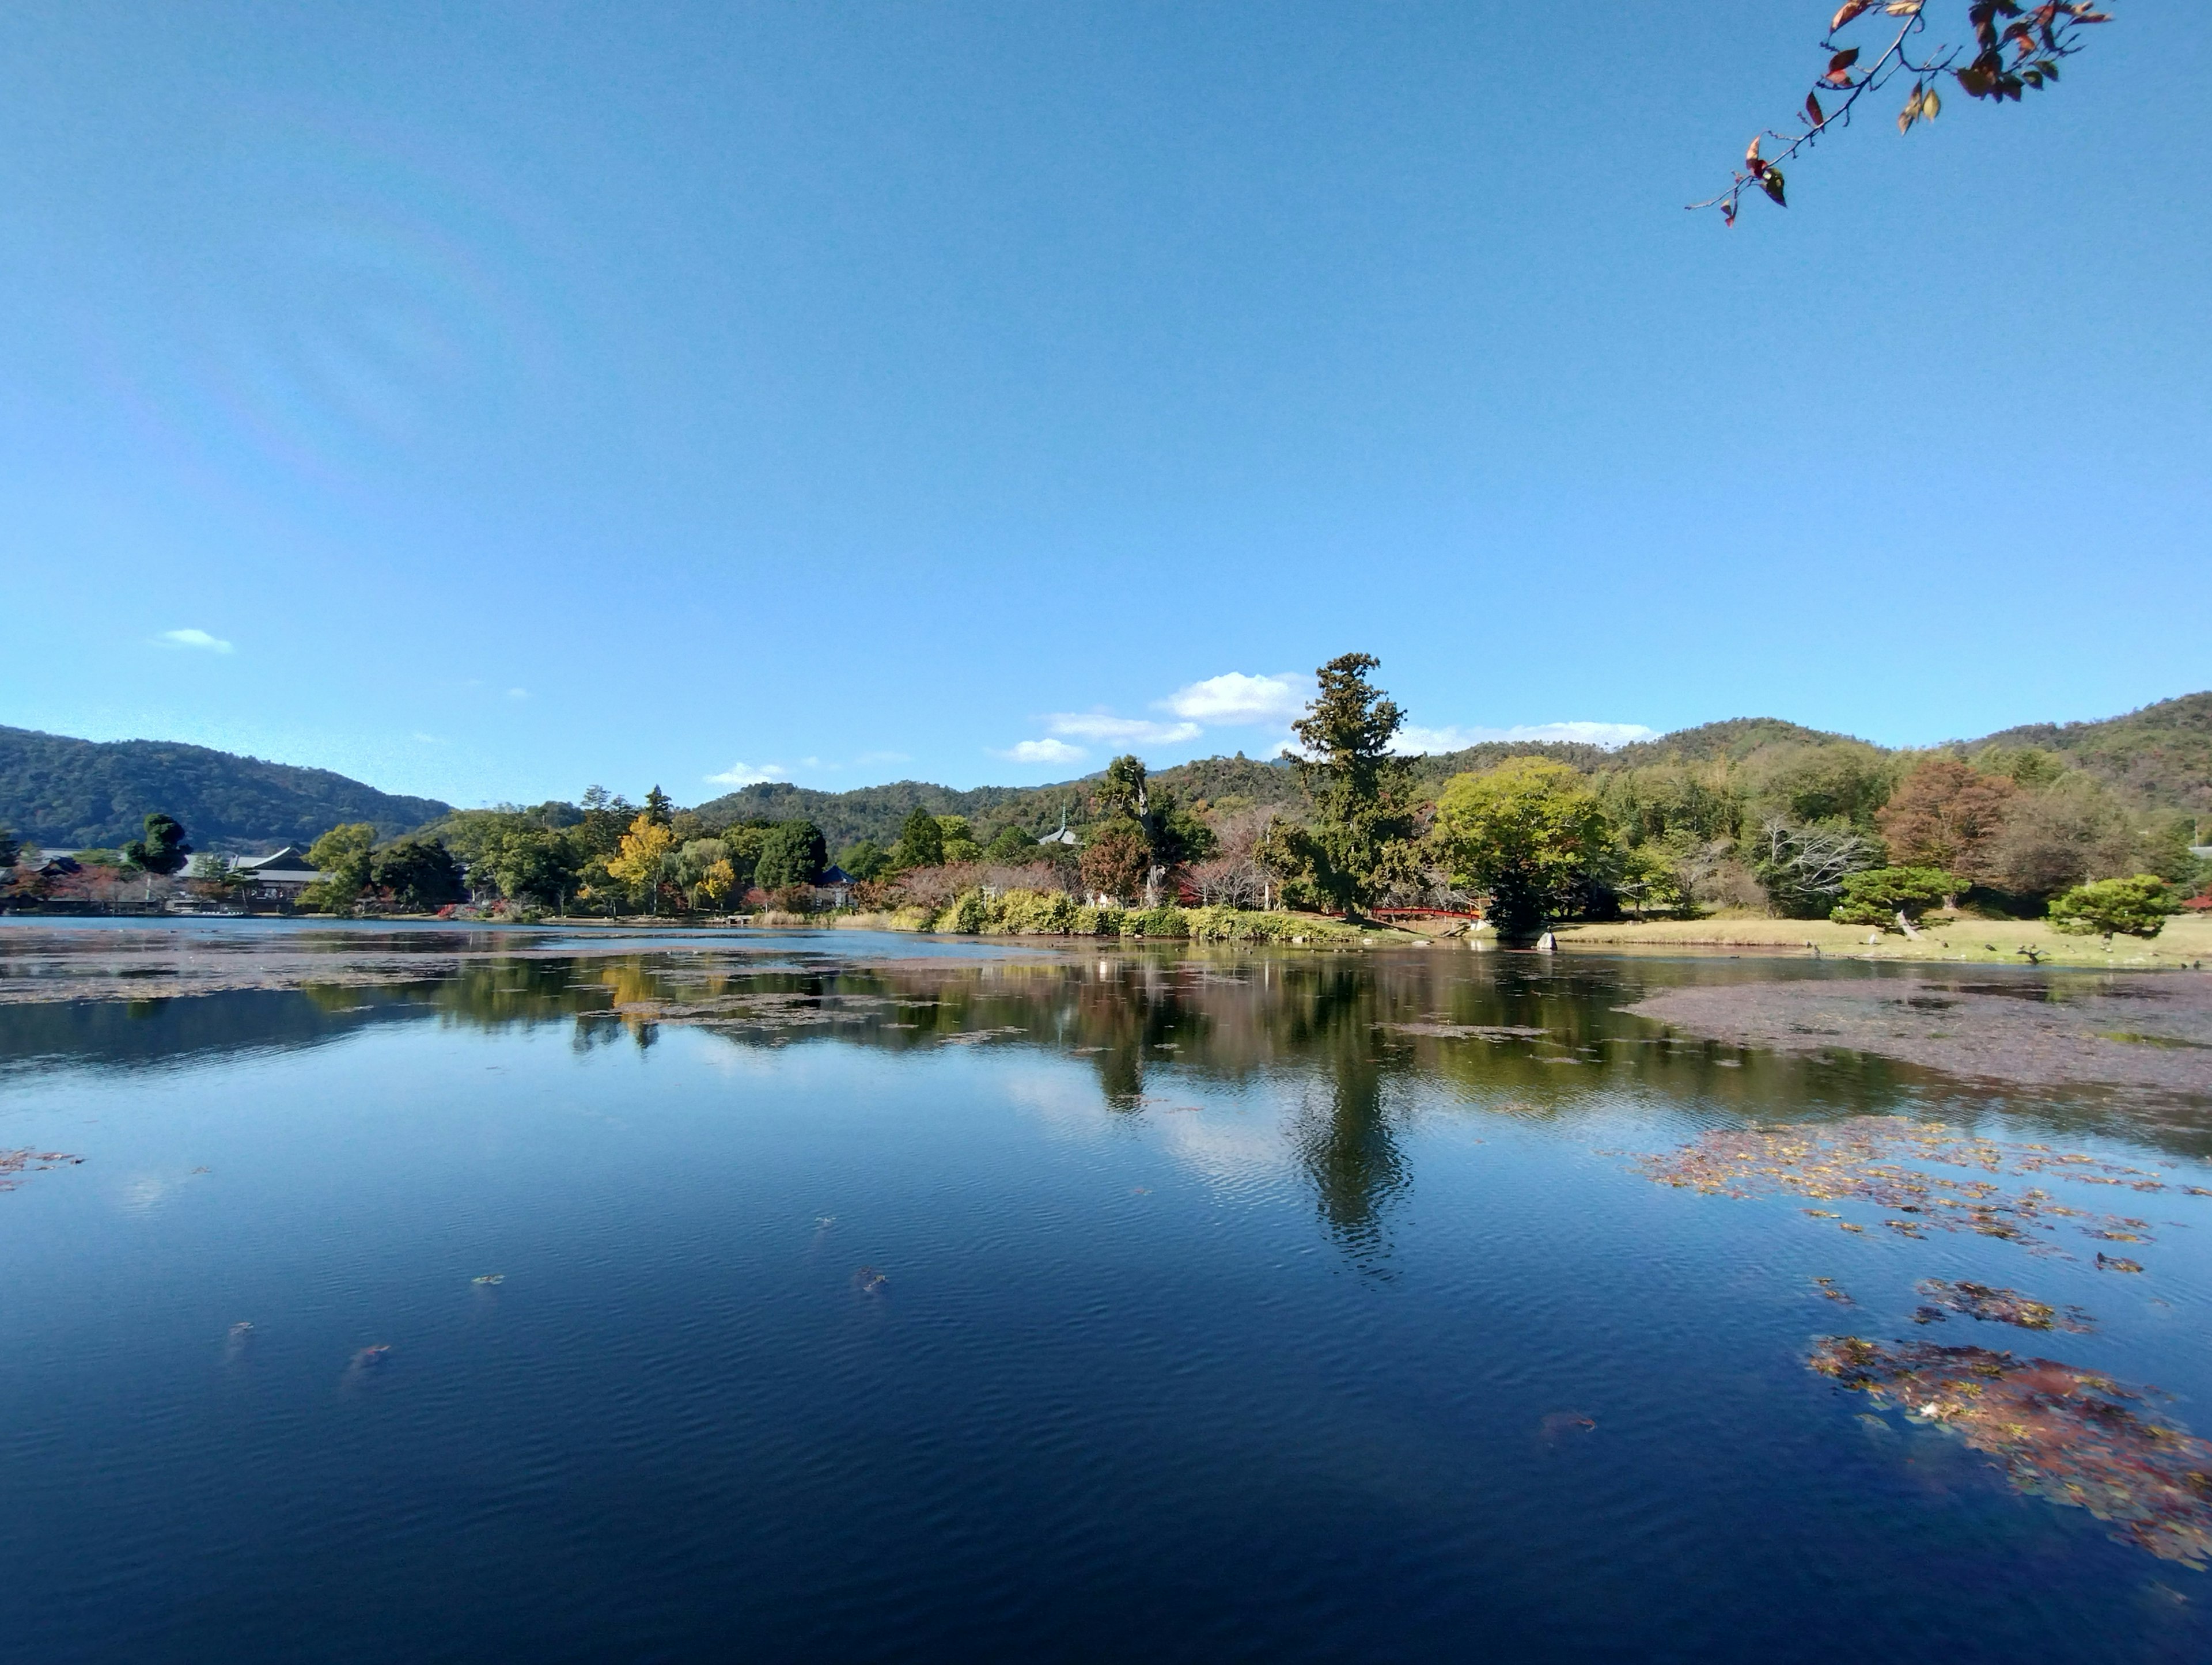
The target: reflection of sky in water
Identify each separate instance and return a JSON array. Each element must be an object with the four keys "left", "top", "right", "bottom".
[{"left": 2, "top": 947, "right": 2210, "bottom": 1662}]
